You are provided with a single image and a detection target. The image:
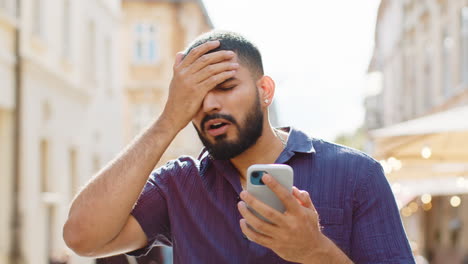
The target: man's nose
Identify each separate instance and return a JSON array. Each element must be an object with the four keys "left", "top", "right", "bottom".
[{"left": 202, "top": 91, "right": 221, "bottom": 114}]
